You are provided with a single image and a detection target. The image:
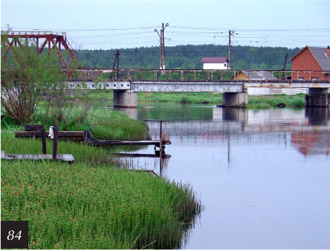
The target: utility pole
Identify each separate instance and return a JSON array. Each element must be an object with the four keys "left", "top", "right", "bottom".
[
  {"left": 112, "top": 50, "right": 120, "bottom": 80},
  {"left": 155, "top": 23, "right": 169, "bottom": 69},
  {"left": 227, "top": 30, "right": 237, "bottom": 70}
]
